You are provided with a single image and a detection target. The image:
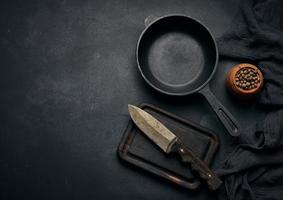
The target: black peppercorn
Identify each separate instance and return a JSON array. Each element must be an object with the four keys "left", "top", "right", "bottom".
[{"left": 234, "top": 67, "right": 261, "bottom": 91}]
